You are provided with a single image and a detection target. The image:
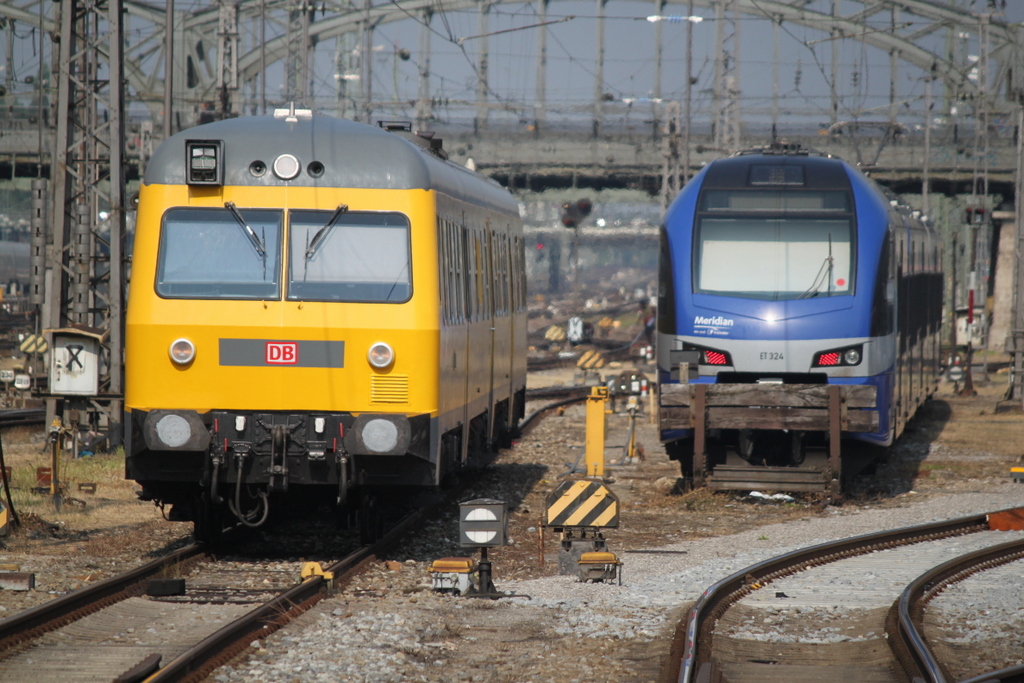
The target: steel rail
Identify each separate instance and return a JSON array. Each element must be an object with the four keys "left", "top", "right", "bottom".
[
  {"left": 0, "top": 542, "right": 205, "bottom": 655},
  {"left": 0, "top": 408, "right": 45, "bottom": 427},
  {"left": 144, "top": 506, "right": 428, "bottom": 683},
  {"left": 517, "top": 395, "right": 588, "bottom": 437},
  {"left": 671, "top": 509, "right": 1017, "bottom": 683},
  {"left": 894, "top": 536, "right": 1024, "bottom": 683}
]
